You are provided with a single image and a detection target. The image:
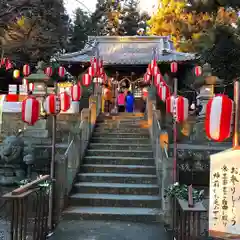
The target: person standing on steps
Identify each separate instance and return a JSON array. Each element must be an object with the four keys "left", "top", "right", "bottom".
[
  {"left": 117, "top": 89, "right": 125, "bottom": 112},
  {"left": 103, "top": 84, "right": 113, "bottom": 116},
  {"left": 125, "top": 91, "right": 134, "bottom": 113}
]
